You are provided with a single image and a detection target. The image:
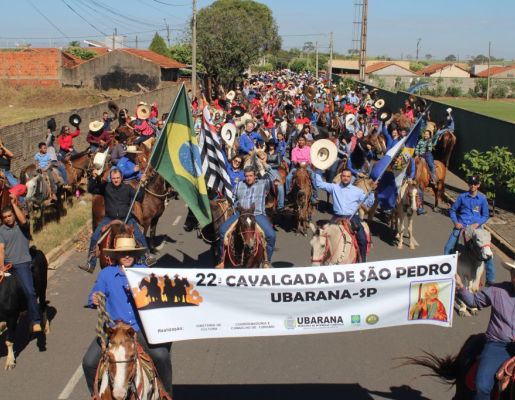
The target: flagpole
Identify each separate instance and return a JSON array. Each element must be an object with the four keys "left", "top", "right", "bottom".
[{"left": 123, "top": 83, "right": 186, "bottom": 224}]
